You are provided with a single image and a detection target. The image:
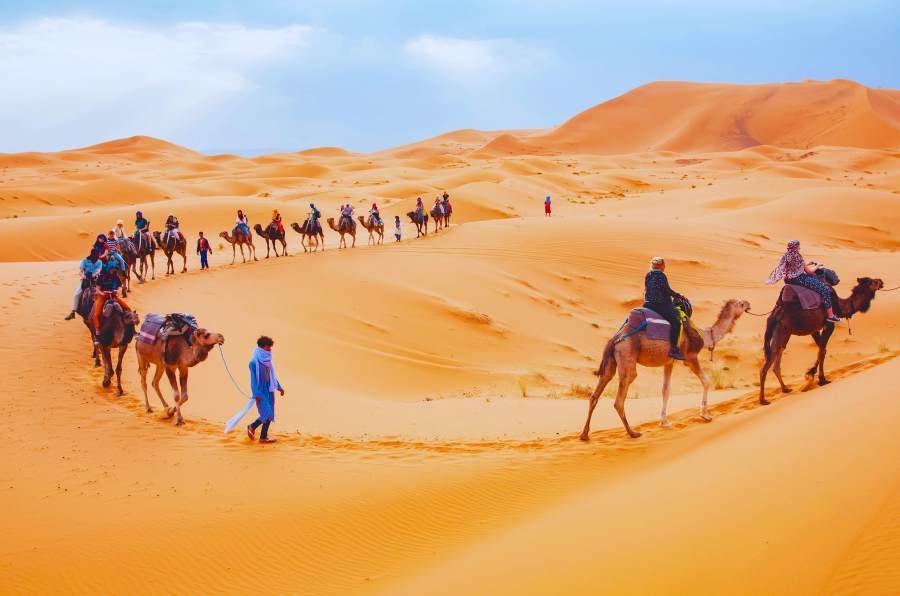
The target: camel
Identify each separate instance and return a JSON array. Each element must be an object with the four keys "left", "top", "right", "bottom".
[
  {"left": 430, "top": 204, "right": 446, "bottom": 233},
  {"left": 219, "top": 227, "right": 258, "bottom": 264},
  {"left": 136, "top": 326, "right": 225, "bottom": 426},
  {"left": 132, "top": 231, "right": 156, "bottom": 282},
  {"left": 581, "top": 299, "right": 751, "bottom": 439},
  {"left": 117, "top": 237, "right": 138, "bottom": 294},
  {"left": 291, "top": 219, "right": 325, "bottom": 252},
  {"left": 442, "top": 200, "right": 453, "bottom": 227},
  {"left": 327, "top": 216, "right": 356, "bottom": 249},
  {"left": 254, "top": 222, "right": 288, "bottom": 258},
  {"left": 358, "top": 215, "right": 385, "bottom": 245},
  {"left": 407, "top": 211, "right": 429, "bottom": 238},
  {"left": 76, "top": 286, "right": 140, "bottom": 395},
  {"left": 759, "top": 277, "right": 883, "bottom": 404},
  {"left": 152, "top": 230, "right": 187, "bottom": 275}
]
